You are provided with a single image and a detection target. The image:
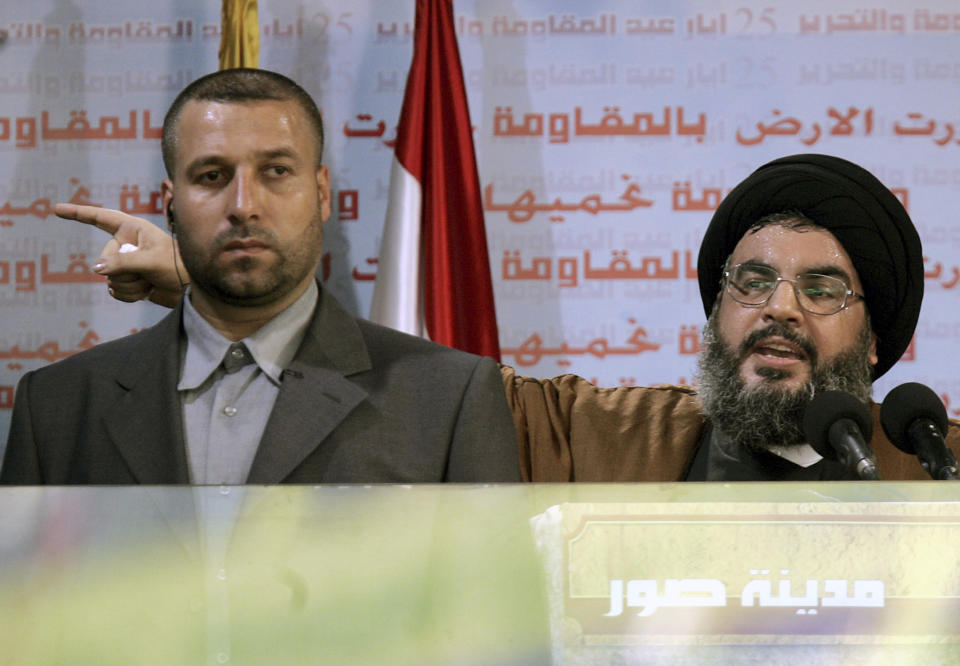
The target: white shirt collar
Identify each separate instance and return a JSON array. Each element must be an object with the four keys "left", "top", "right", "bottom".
[{"left": 766, "top": 443, "right": 824, "bottom": 468}]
